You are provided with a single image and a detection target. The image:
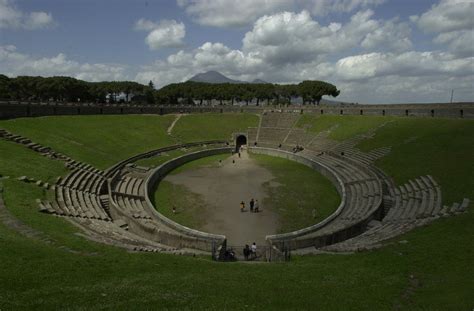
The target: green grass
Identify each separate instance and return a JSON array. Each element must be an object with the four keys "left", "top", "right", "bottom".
[
  {"left": 172, "top": 113, "right": 259, "bottom": 142},
  {"left": 152, "top": 181, "right": 208, "bottom": 229},
  {"left": 251, "top": 153, "right": 340, "bottom": 233},
  {"left": 151, "top": 154, "right": 231, "bottom": 228},
  {"left": 0, "top": 114, "right": 473, "bottom": 309},
  {"left": 357, "top": 118, "right": 474, "bottom": 205},
  {"left": 169, "top": 153, "right": 230, "bottom": 175},
  {"left": 297, "top": 114, "right": 393, "bottom": 140},
  {"left": 0, "top": 115, "right": 176, "bottom": 170},
  {"left": 0, "top": 139, "right": 68, "bottom": 183}
]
